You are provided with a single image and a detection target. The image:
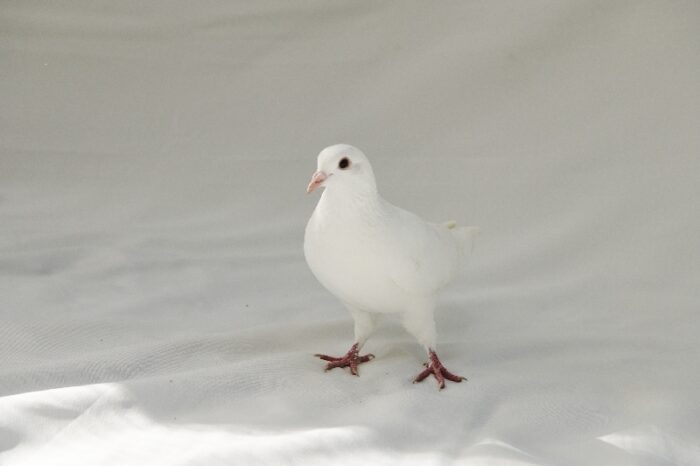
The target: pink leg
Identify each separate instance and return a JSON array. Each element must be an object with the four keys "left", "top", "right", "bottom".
[
  {"left": 315, "top": 343, "right": 375, "bottom": 376},
  {"left": 413, "top": 349, "right": 465, "bottom": 389}
]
